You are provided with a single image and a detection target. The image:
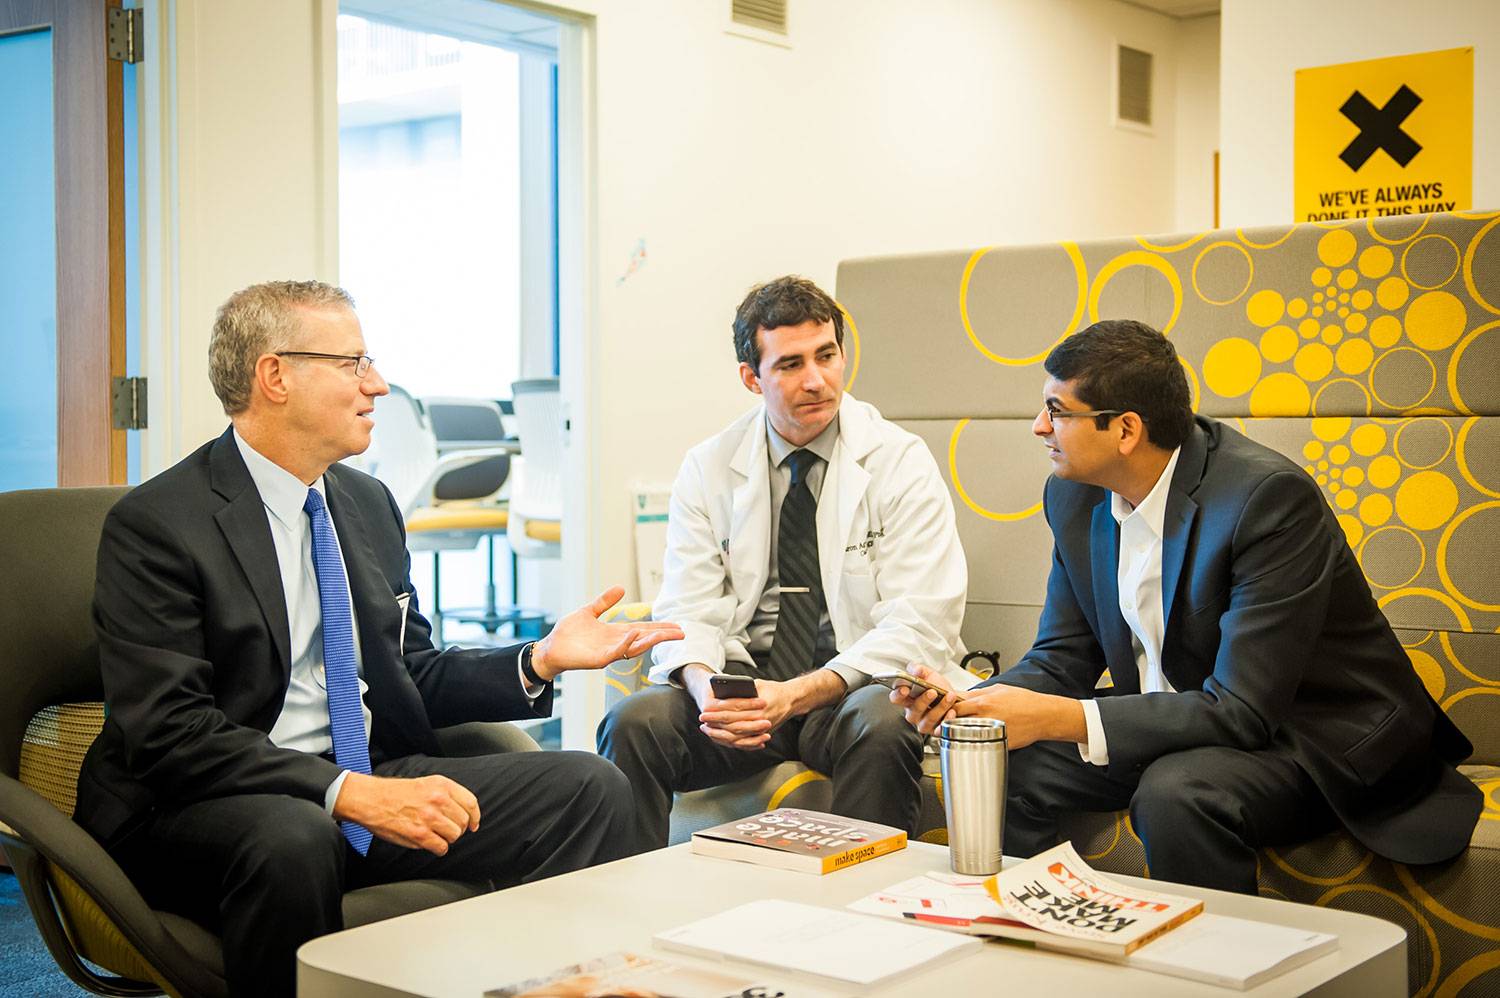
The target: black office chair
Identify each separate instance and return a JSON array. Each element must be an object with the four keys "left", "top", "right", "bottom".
[{"left": 0, "top": 486, "right": 539, "bottom": 998}]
